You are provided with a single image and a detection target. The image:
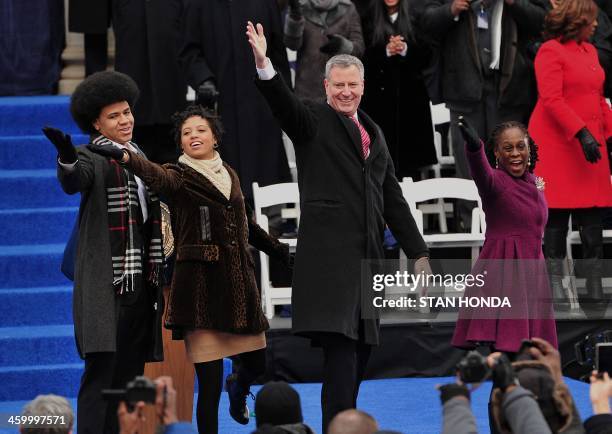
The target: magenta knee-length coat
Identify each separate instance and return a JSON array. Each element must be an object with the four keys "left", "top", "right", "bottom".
[{"left": 451, "top": 144, "right": 558, "bottom": 352}]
